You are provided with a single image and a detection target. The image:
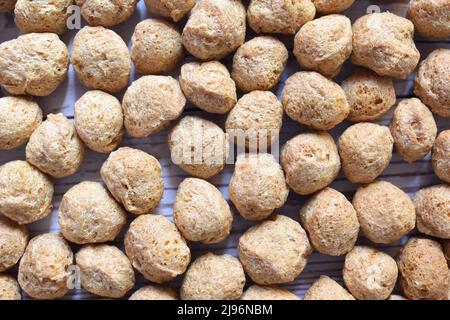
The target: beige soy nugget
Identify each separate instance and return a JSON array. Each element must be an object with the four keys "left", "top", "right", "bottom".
[
  {"left": 75, "top": 0, "right": 137, "bottom": 27},
  {"left": 173, "top": 178, "right": 233, "bottom": 244},
  {"left": 229, "top": 153, "right": 289, "bottom": 221},
  {"left": 413, "top": 184, "right": 450, "bottom": 239},
  {"left": 0, "top": 96, "right": 43, "bottom": 150},
  {"left": 397, "top": 238, "right": 450, "bottom": 300},
  {"left": 76, "top": 245, "right": 135, "bottom": 298},
  {"left": 101, "top": 147, "right": 164, "bottom": 215},
  {"left": 342, "top": 68, "right": 396, "bottom": 122},
  {"left": 74, "top": 90, "right": 124, "bottom": 153},
  {"left": 180, "top": 61, "right": 237, "bottom": 114},
  {"left": 0, "top": 33, "right": 68, "bottom": 96},
  {"left": 408, "top": 0, "right": 450, "bottom": 39},
  {"left": 282, "top": 72, "right": 349, "bottom": 130},
  {"left": 0, "top": 216, "right": 28, "bottom": 272},
  {"left": 238, "top": 215, "right": 312, "bottom": 285},
  {"left": 59, "top": 181, "right": 127, "bottom": 244},
  {"left": 71, "top": 26, "right": 131, "bottom": 94},
  {"left": 182, "top": 0, "right": 246, "bottom": 60},
  {"left": 26, "top": 113, "right": 84, "bottom": 178},
  {"left": 281, "top": 132, "right": 341, "bottom": 195},
  {"left": 18, "top": 233, "right": 73, "bottom": 300},
  {"left": 300, "top": 187, "right": 359, "bottom": 256},
  {"left": 304, "top": 276, "right": 355, "bottom": 300},
  {"left": 241, "top": 285, "right": 299, "bottom": 300},
  {"left": 125, "top": 214, "right": 190, "bottom": 283},
  {"left": 232, "top": 36, "right": 288, "bottom": 92},
  {"left": 122, "top": 75, "right": 185, "bottom": 138},
  {"left": 169, "top": 116, "right": 228, "bottom": 179},
  {"left": 144, "top": 0, "right": 195, "bottom": 22},
  {"left": 0, "top": 0, "right": 16, "bottom": 12},
  {"left": 294, "top": 14, "right": 352, "bottom": 78},
  {"left": 415, "top": 49, "right": 450, "bottom": 118},
  {"left": 352, "top": 12, "right": 420, "bottom": 79},
  {"left": 432, "top": 131, "right": 450, "bottom": 183},
  {"left": 353, "top": 181, "right": 416, "bottom": 244},
  {"left": 131, "top": 19, "right": 184, "bottom": 75},
  {"left": 343, "top": 246, "right": 398, "bottom": 300},
  {"left": 390, "top": 98, "right": 437, "bottom": 163},
  {"left": 247, "top": 0, "right": 316, "bottom": 34},
  {"left": 14, "top": 0, "right": 73, "bottom": 34},
  {"left": 338, "top": 123, "right": 393, "bottom": 184},
  {"left": 312, "top": 0, "right": 354, "bottom": 13},
  {"left": 180, "top": 253, "right": 245, "bottom": 300},
  {"left": 0, "top": 161, "right": 53, "bottom": 225},
  {"left": 129, "top": 285, "right": 177, "bottom": 300},
  {"left": 0, "top": 275, "right": 21, "bottom": 300},
  {"left": 225, "top": 91, "right": 283, "bottom": 149}
]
